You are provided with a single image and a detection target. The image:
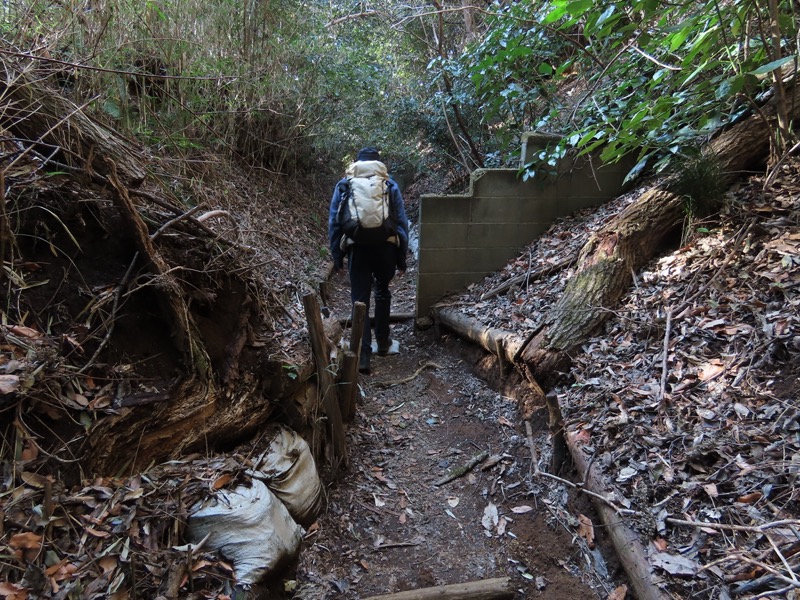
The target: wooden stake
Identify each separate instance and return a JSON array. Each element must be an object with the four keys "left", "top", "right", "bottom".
[
  {"left": 303, "top": 292, "right": 346, "bottom": 467},
  {"left": 339, "top": 349, "right": 359, "bottom": 422},
  {"left": 544, "top": 391, "right": 566, "bottom": 474},
  {"left": 362, "top": 577, "right": 513, "bottom": 600},
  {"left": 350, "top": 301, "right": 367, "bottom": 354}
]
